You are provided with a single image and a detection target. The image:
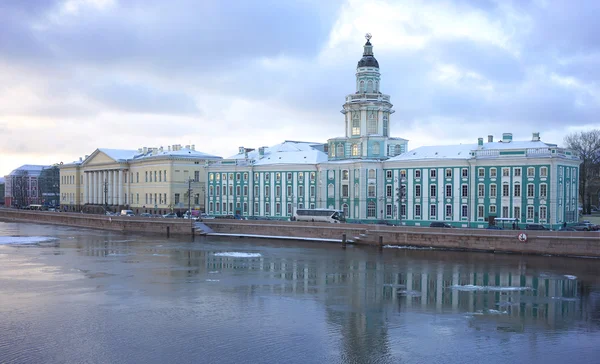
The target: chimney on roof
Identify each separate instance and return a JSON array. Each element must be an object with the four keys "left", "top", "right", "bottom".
[
  {"left": 532, "top": 132, "right": 540, "bottom": 141},
  {"left": 79, "top": 157, "right": 82, "bottom": 162},
  {"left": 258, "top": 147, "right": 265, "bottom": 158},
  {"left": 238, "top": 146, "right": 245, "bottom": 154},
  {"left": 191, "top": 144, "right": 195, "bottom": 151},
  {"left": 168, "top": 146, "right": 171, "bottom": 152},
  {"left": 502, "top": 133, "right": 512, "bottom": 143},
  {"left": 84, "top": 155, "right": 88, "bottom": 159},
  {"left": 477, "top": 137, "right": 484, "bottom": 149},
  {"left": 143, "top": 147, "right": 148, "bottom": 154},
  {"left": 185, "top": 145, "right": 190, "bottom": 149},
  {"left": 487, "top": 135, "right": 493, "bottom": 143},
  {"left": 138, "top": 148, "right": 142, "bottom": 153}
]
